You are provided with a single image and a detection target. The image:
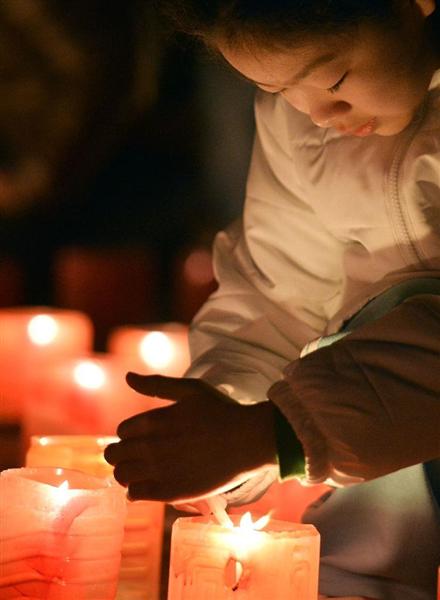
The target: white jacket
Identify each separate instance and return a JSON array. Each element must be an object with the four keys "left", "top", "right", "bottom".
[
  {"left": 185, "top": 71, "right": 440, "bottom": 600},
  {"left": 187, "top": 70, "right": 440, "bottom": 404}
]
